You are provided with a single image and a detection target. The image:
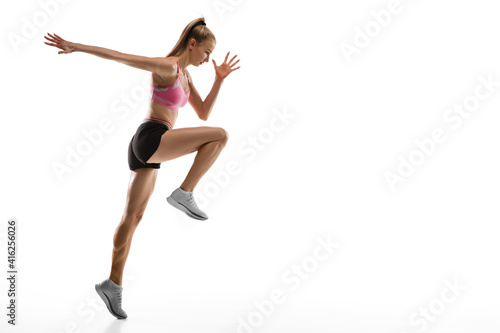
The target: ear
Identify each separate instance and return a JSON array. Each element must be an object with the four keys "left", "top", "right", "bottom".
[{"left": 189, "top": 38, "right": 196, "bottom": 50}]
